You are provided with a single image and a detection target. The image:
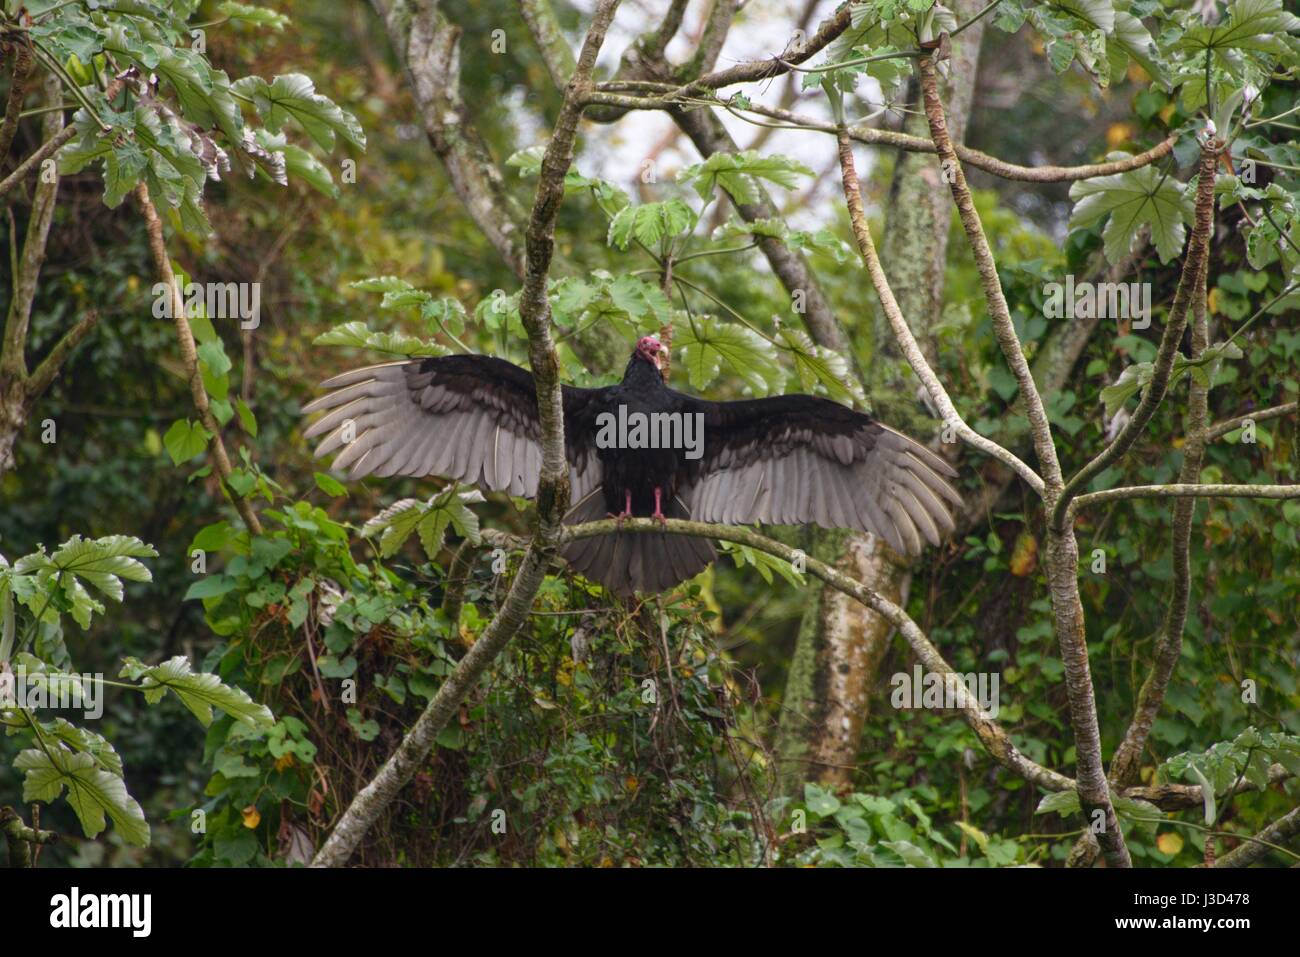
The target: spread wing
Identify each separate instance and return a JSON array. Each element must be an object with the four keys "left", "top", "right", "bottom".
[
  {"left": 679, "top": 393, "right": 961, "bottom": 556},
  {"left": 302, "top": 354, "right": 608, "bottom": 500}
]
